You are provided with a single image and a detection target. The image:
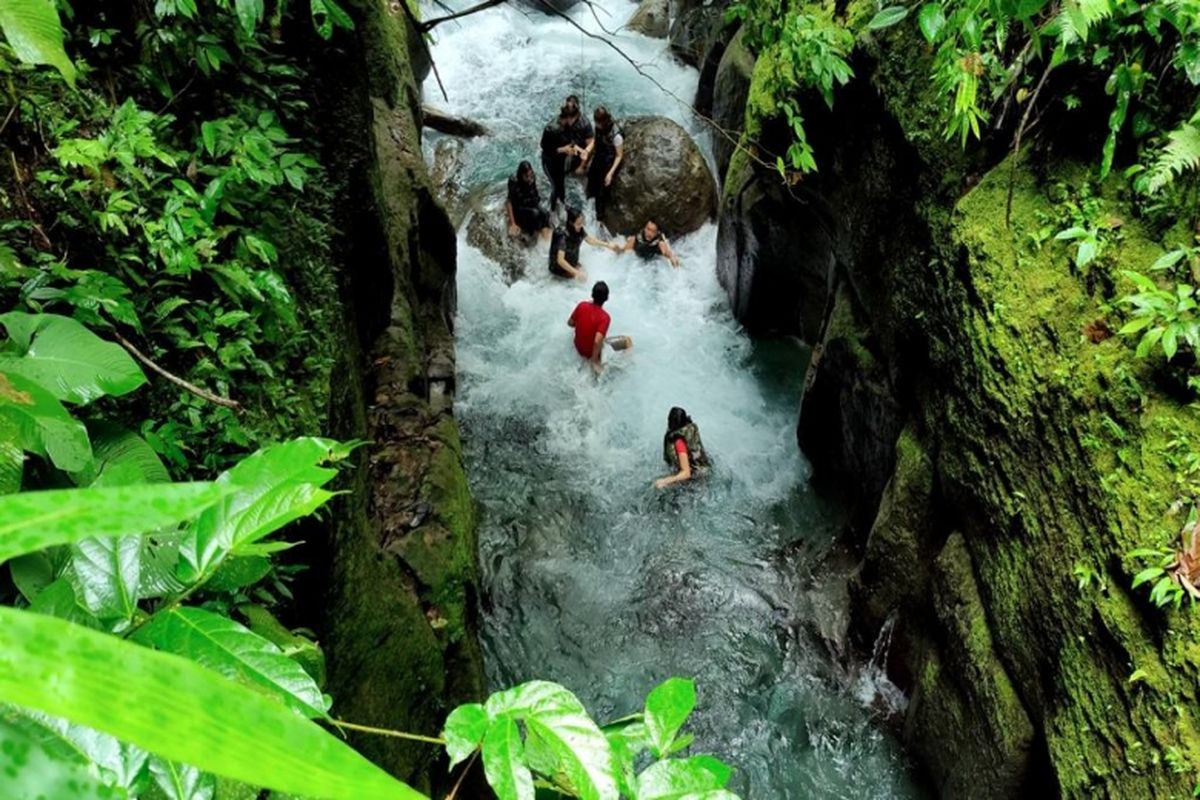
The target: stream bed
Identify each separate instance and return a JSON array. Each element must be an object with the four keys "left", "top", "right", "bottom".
[{"left": 423, "top": 2, "right": 926, "bottom": 795}]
